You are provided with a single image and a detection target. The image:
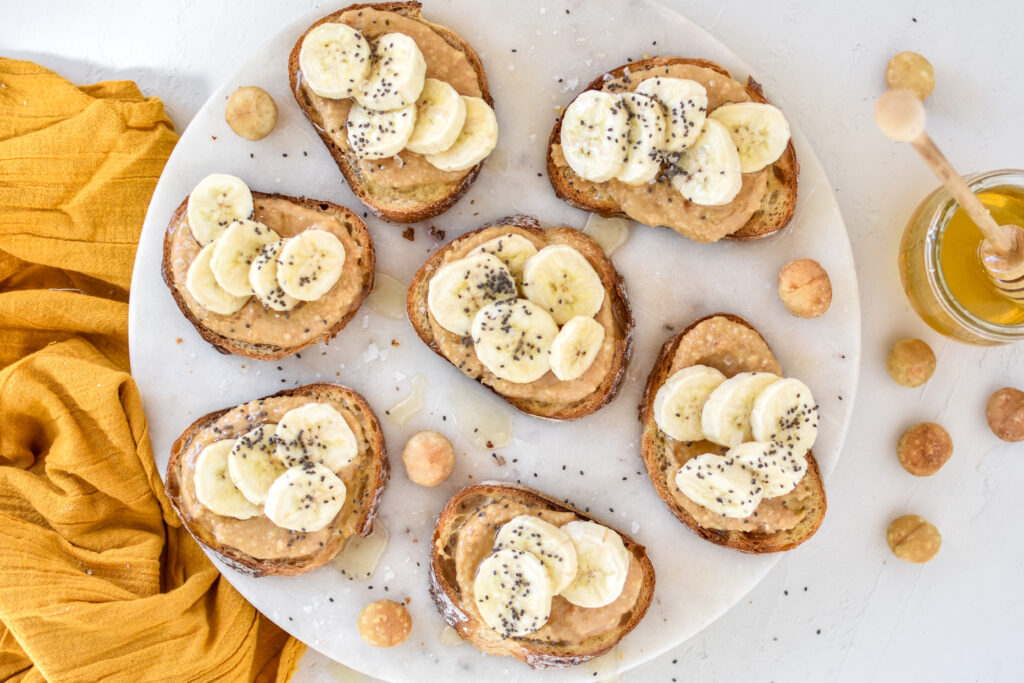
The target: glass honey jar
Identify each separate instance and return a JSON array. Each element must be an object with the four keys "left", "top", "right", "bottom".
[{"left": 898, "top": 169, "right": 1024, "bottom": 345}]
